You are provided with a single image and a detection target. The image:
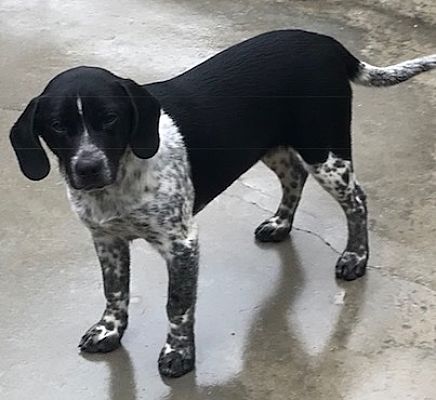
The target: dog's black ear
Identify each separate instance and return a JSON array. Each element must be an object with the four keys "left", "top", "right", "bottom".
[
  {"left": 9, "top": 97, "right": 50, "bottom": 181},
  {"left": 119, "top": 79, "right": 161, "bottom": 159}
]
